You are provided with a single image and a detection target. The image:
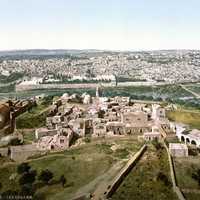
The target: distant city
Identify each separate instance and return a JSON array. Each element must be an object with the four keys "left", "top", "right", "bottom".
[{"left": 1, "top": 49, "right": 200, "bottom": 87}]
